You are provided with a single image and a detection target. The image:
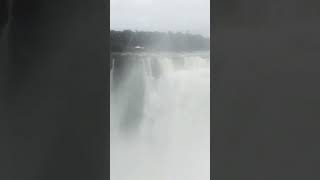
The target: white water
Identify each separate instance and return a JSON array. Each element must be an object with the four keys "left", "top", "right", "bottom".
[{"left": 110, "top": 52, "right": 210, "bottom": 180}]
